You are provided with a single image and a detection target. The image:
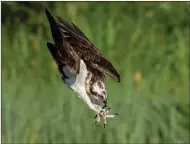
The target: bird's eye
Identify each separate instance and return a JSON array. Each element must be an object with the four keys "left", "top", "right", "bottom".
[{"left": 102, "top": 91, "right": 106, "bottom": 95}]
